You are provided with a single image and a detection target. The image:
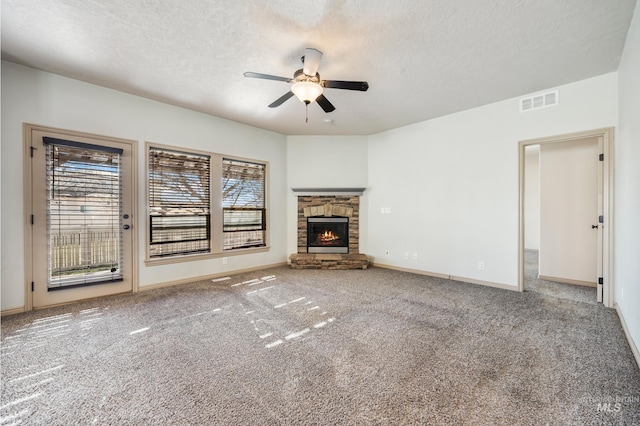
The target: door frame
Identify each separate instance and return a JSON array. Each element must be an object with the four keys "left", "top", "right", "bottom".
[
  {"left": 518, "top": 127, "right": 614, "bottom": 307},
  {"left": 23, "top": 123, "right": 139, "bottom": 311}
]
